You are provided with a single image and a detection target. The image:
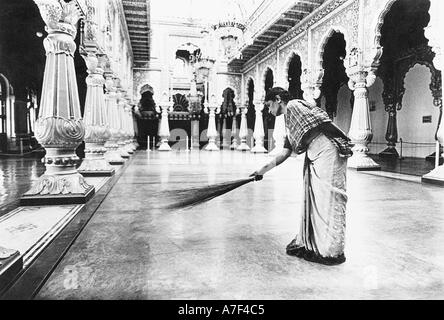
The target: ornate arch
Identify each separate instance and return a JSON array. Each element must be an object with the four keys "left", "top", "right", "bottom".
[
  {"left": 245, "top": 76, "right": 255, "bottom": 102},
  {"left": 138, "top": 83, "right": 157, "bottom": 113},
  {"left": 395, "top": 46, "right": 442, "bottom": 110},
  {"left": 260, "top": 66, "right": 275, "bottom": 98},
  {"left": 221, "top": 87, "right": 237, "bottom": 116},
  {"left": 221, "top": 85, "right": 237, "bottom": 99},
  {"left": 283, "top": 51, "right": 304, "bottom": 82},
  {"left": 370, "top": 0, "right": 398, "bottom": 68},
  {"left": 314, "top": 27, "right": 351, "bottom": 77}
]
